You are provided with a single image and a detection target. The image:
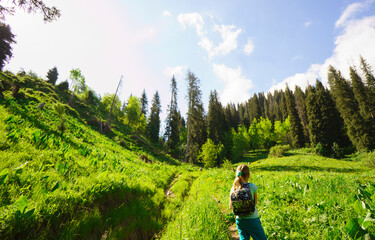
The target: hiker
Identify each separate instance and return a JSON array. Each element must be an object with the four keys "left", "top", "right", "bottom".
[{"left": 229, "top": 164, "right": 267, "bottom": 240}]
